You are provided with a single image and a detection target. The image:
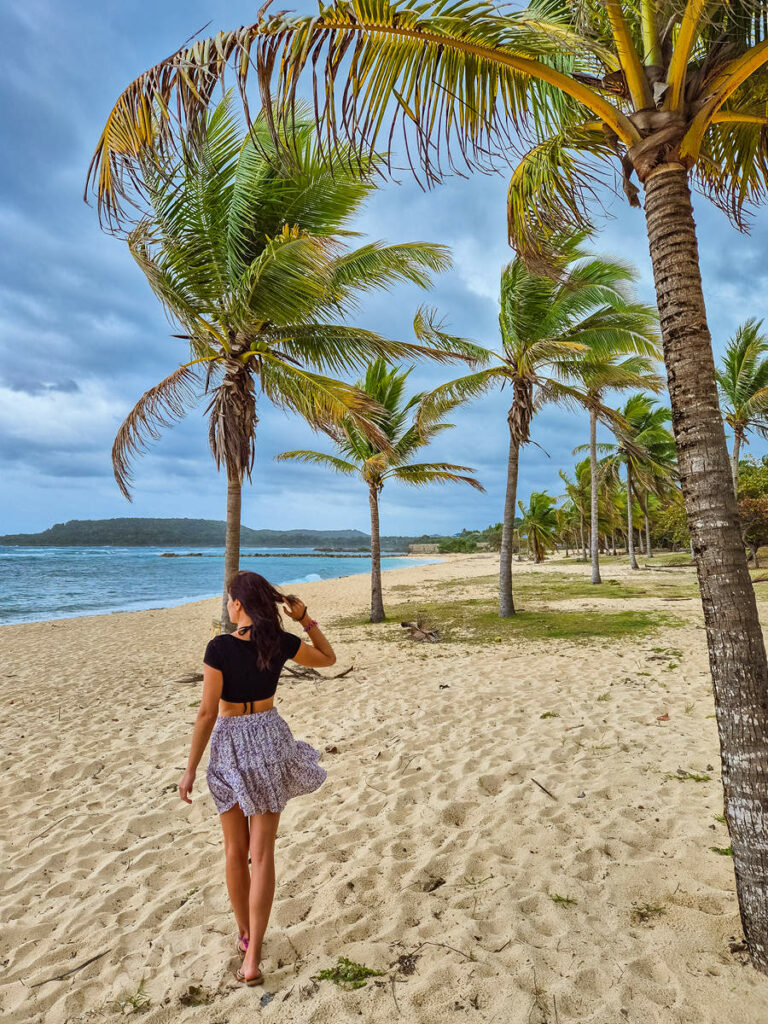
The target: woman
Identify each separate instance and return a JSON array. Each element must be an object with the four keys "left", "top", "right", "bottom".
[{"left": 178, "top": 570, "right": 335, "bottom": 986}]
